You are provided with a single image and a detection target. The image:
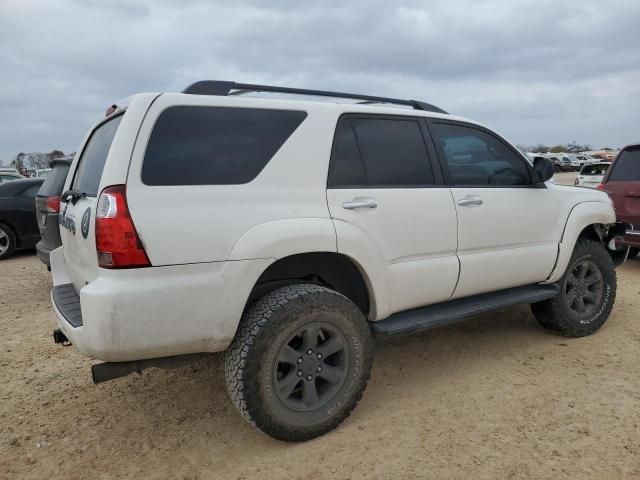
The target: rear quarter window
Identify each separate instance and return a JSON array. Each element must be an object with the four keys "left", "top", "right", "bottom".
[
  {"left": 141, "top": 106, "right": 307, "bottom": 186},
  {"left": 609, "top": 148, "right": 640, "bottom": 181}
]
